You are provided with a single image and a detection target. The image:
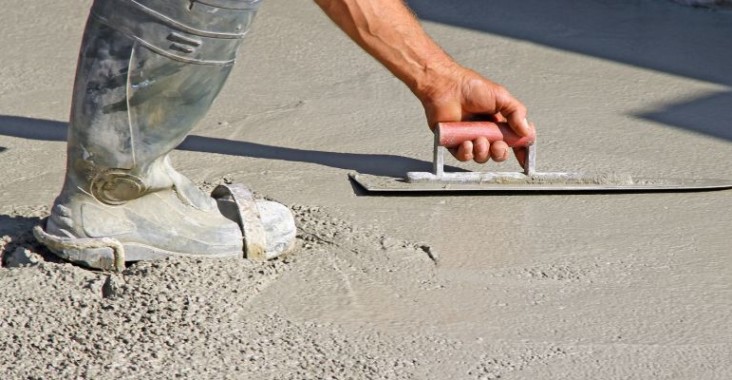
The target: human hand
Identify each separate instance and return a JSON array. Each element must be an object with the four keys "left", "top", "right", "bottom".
[
  {"left": 313, "top": 0, "right": 533, "bottom": 164},
  {"left": 415, "top": 65, "right": 534, "bottom": 164}
]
